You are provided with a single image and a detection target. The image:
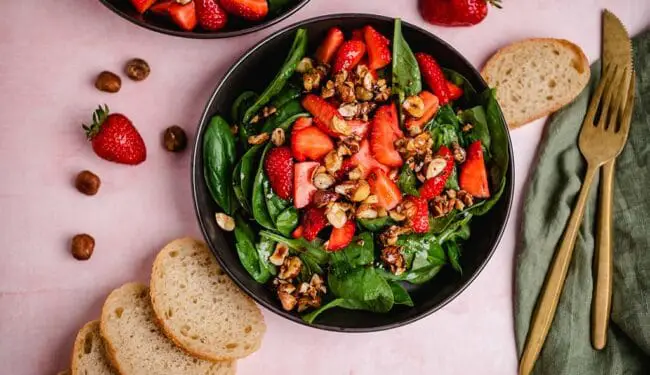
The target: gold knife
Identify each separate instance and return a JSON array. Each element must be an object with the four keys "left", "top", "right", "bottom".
[{"left": 592, "top": 9, "right": 633, "bottom": 350}]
